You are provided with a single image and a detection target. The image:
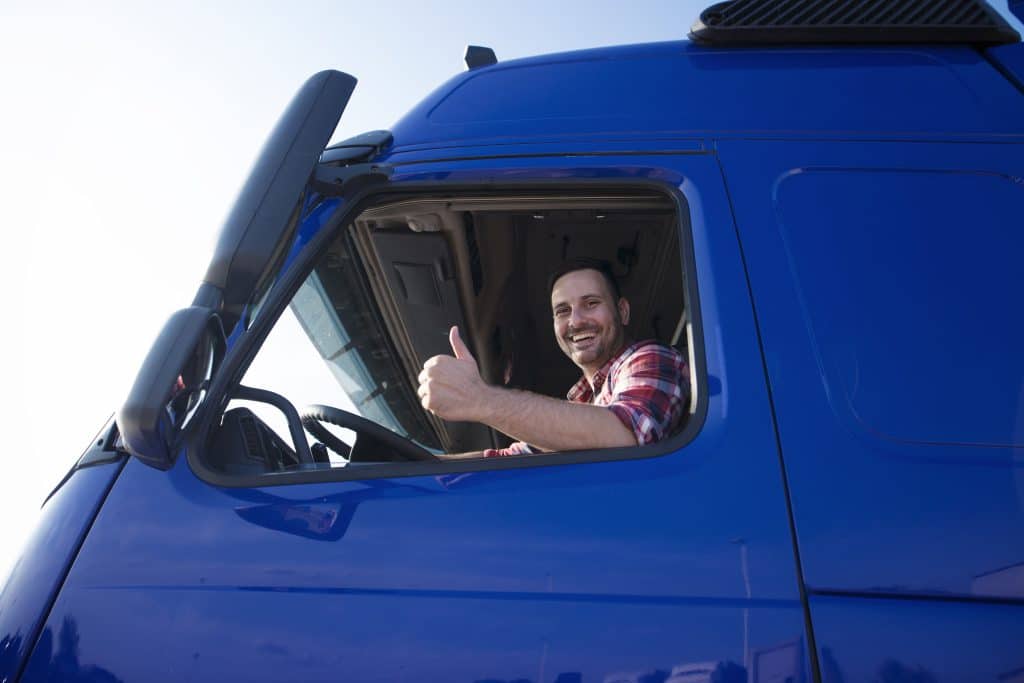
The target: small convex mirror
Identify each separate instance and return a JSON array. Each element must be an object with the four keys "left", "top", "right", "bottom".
[{"left": 117, "top": 307, "right": 224, "bottom": 469}]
